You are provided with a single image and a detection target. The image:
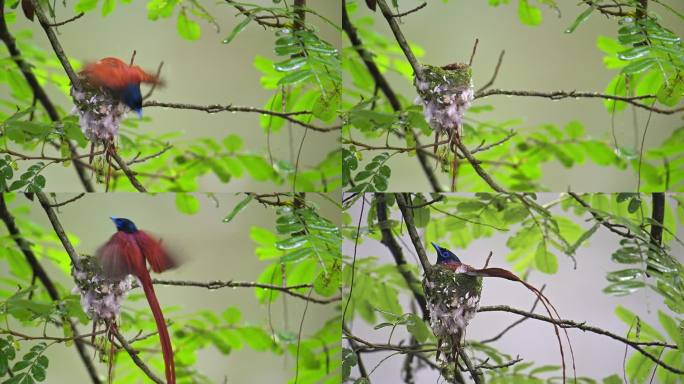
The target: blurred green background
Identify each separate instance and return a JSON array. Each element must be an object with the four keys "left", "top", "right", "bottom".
[
  {"left": 3, "top": 192, "right": 339, "bottom": 382},
  {"left": 7, "top": 0, "right": 340, "bottom": 192},
  {"left": 348, "top": 0, "right": 683, "bottom": 191}
]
